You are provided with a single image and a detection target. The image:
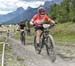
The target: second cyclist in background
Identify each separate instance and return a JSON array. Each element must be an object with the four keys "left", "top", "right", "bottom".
[{"left": 18, "top": 22, "right": 26, "bottom": 45}]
